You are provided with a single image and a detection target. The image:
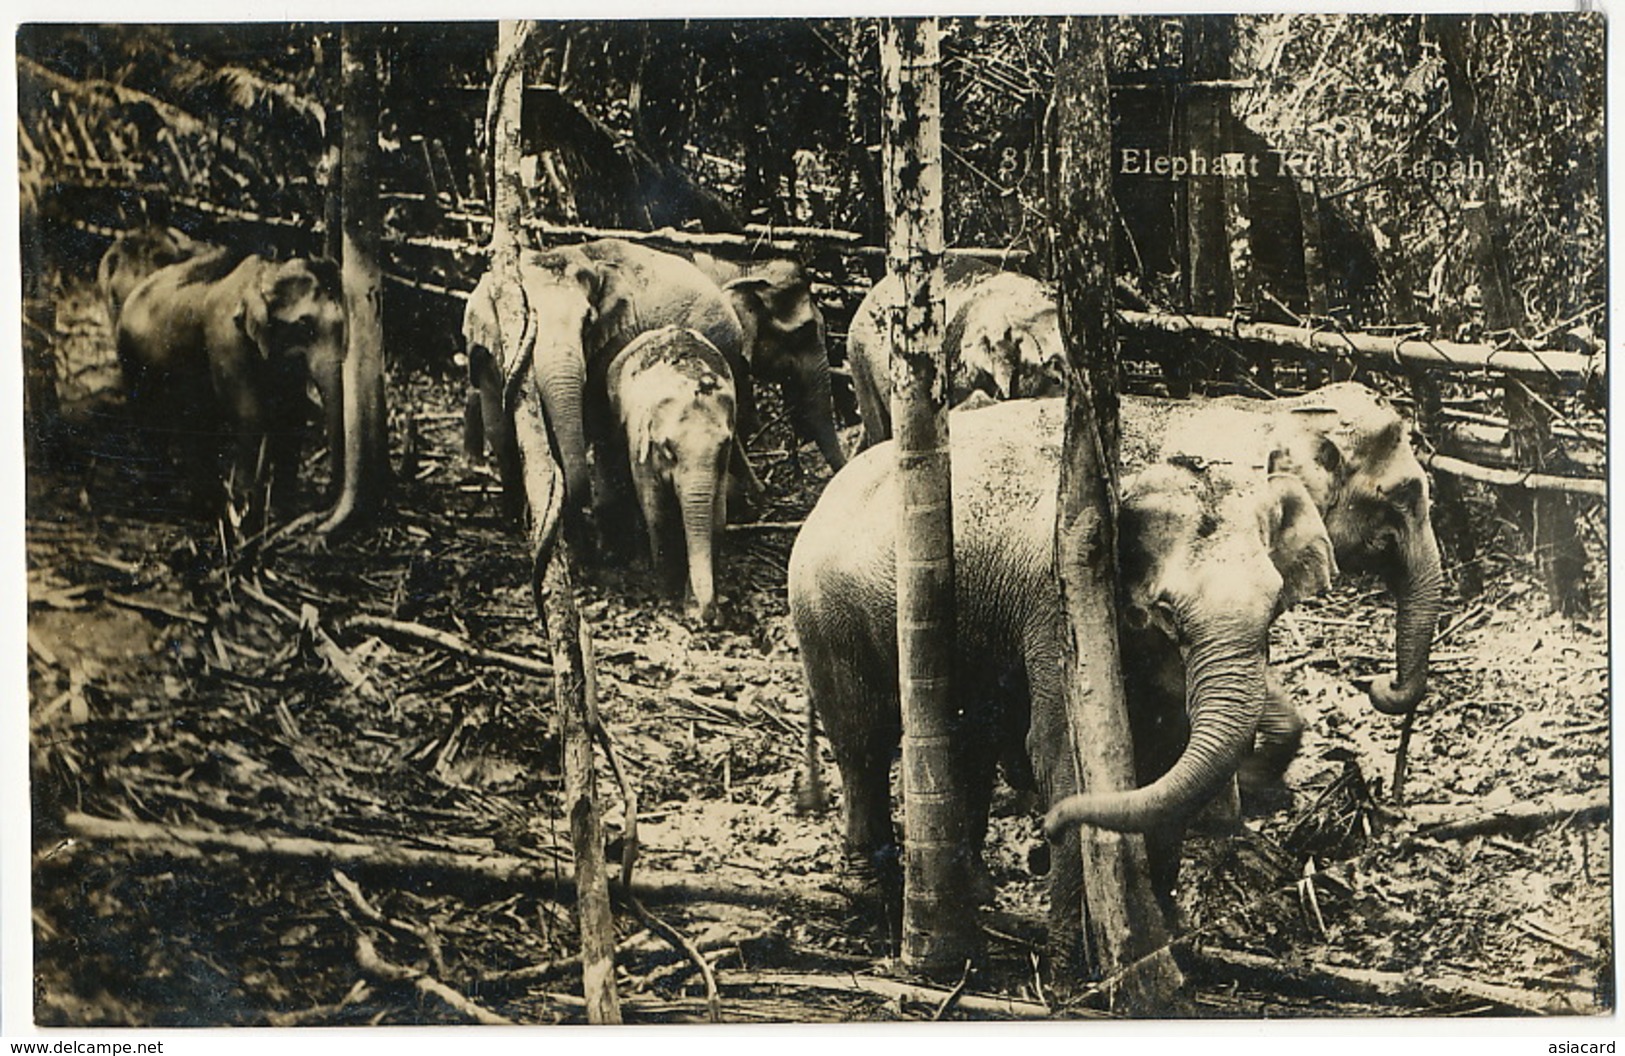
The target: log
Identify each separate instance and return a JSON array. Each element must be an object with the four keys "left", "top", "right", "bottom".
[
  {"left": 1407, "top": 792, "right": 1609, "bottom": 841},
  {"left": 1195, "top": 946, "right": 1575, "bottom": 1015},
  {"left": 58, "top": 812, "right": 852, "bottom": 912},
  {"left": 1419, "top": 452, "right": 1604, "bottom": 499},
  {"left": 1118, "top": 309, "right": 1603, "bottom": 382},
  {"left": 729, "top": 971, "right": 1065, "bottom": 1019}
]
